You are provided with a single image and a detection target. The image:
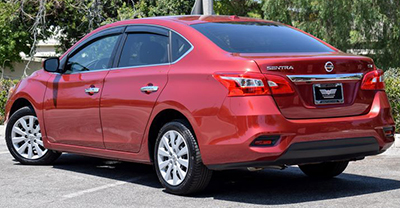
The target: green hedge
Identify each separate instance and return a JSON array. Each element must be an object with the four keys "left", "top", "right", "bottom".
[
  {"left": 0, "top": 79, "right": 19, "bottom": 124},
  {"left": 385, "top": 68, "right": 400, "bottom": 133}
]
